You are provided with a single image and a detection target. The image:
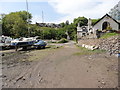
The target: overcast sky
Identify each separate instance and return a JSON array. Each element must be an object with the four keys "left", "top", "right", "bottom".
[{"left": 0, "top": 0, "right": 119, "bottom": 24}]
